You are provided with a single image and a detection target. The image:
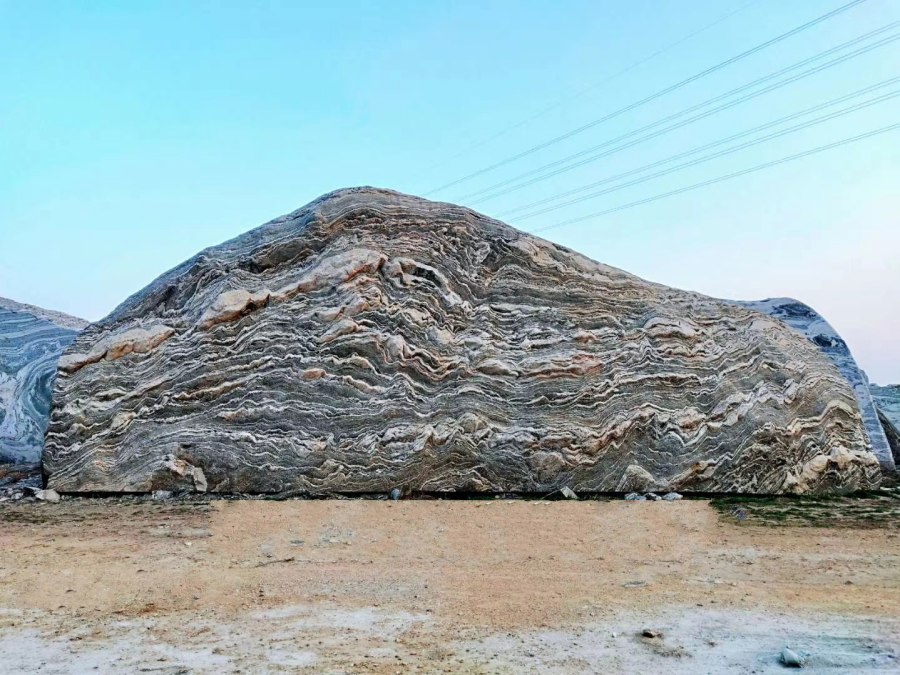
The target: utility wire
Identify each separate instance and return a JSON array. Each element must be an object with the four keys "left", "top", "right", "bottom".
[
  {"left": 500, "top": 76, "right": 900, "bottom": 218},
  {"left": 529, "top": 121, "right": 900, "bottom": 233},
  {"left": 418, "top": 0, "right": 763, "bottom": 174},
  {"left": 508, "top": 86, "right": 900, "bottom": 221},
  {"left": 425, "top": 0, "right": 869, "bottom": 195},
  {"left": 462, "top": 24, "right": 900, "bottom": 204}
]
